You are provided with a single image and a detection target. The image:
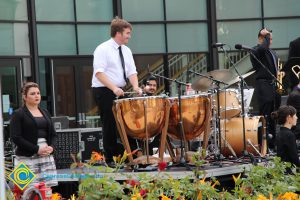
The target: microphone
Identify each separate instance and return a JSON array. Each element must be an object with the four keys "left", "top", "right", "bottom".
[
  {"left": 235, "top": 44, "right": 254, "bottom": 51},
  {"left": 212, "top": 43, "right": 226, "bottom": 48}
]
